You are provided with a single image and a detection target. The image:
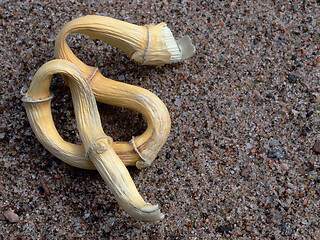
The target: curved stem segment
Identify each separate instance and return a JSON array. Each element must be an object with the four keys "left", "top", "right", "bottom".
[
  {"left": 23, "top": 63, "right": 133, "bottom": 169},
  {"left": 23, "top": 59, "right": 164, "bottom": 222},
  {"left": 54, "top": 15, "right": 194, "bottom": 168}
]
